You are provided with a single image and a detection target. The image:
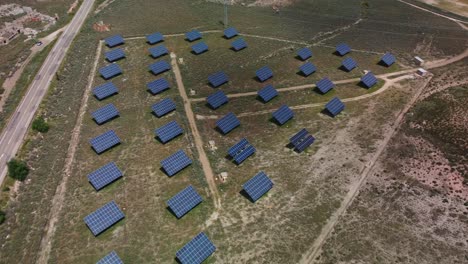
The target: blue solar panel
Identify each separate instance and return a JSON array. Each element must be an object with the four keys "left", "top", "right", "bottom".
[
  {"left": 234, "top": 145, "right": 255, "bottom": 164},
  {"left": 224, "top": 27, "right": 238, "bottom": 39},
  {"left": 231, "top": 38, "right": 247, "bottom": 51},
  {"left": 216, "top": 112, "right": 240, "bottom": 134},
  {"left": 290, "top": 129, "right": 314, "bottom": 153},
  {"left": 146, "top": 32, "right": 164, "bottom": 44},
  {"left": 316, "top": 78, "right": 335, "bottom": 94},
  {"left": 290, "top": 129, "right": 308, "bottom": 146},
  {"left": 336, "top": 43, "right": 351, "bottom": 56},
  {"left": 299, "top": 62, "right": 317, "bottom": 76},
  {"left": 93, "top": 82, "right": 118, "bottom": 100},
  {"left": 228, "top": 138, "right": 248, "bottom": 157},
  {"left": 361, "top": 72, "right": 378, "bottom": 88},
  {"left": 97, "top": 251, "right": 123, "bottom": 264},
  {"left": 166, "top": 185, "right": 202, "bottom": 218},
  {"left": 149, "top": 60, "right": 171, "bottom": 75},
  {"left": 208, "top": 71, "right": 229, "bottom": 88},
  {"left": 92, "top": 103, "right": 119, "bottom": 125},
  {"left": 89, "top": 130, "right": 121, "bottom": 154},
  {"left": 256, "top": 66, "right": 273, "bottom": 82},
  {"left": 176, "top": 232, "right": 216, "bottom": 264},
  {"left": 99, "top": 64, "right": 122, "bottom": 80},
  {"left": 105, "top": 35, "right": 124, "bottom": 48},
  {"left": 84, "top": 201, "right": 124, "bottom": 236},
  {"left": 192, "top": 42, "right": 209, "bottom": 55},
  {"left": 296, "top": 135, "right": 315, "bottom": 153},
  {"left": 228, "top": 138, "right": 255, "bottom": 165},
  {"left": 257, "top": 85, "right": 278, "bottom": 103},
  {"left": 88, "top": 162, "right": 123, "bottom": 191},
  {"left": 147, "top": 78, "right": 170, "bottom": 95},
  {"left": 325, "top": 97, "right": 345, "bottom": 117},
  {"left": 185, "top": 30, "right": 202, "bottom": 42},
  {"left": 149, "top": 45, "right": 169, "bottom": 58},
  {"left": 272, "top": 105, "right": 294, "bottom": 125},
  {"left": 380, "top": 52, "right": 396, "bottom": 66},
  {"left": 297, "top": 47, "right": 312, "bottom": 60},
  {"left": 342, "top": 57, "right": 357, "bottom": 71},
  {"left": 161, "top": 150, "right": 192, "bottom": 176},
  {"left": 105, "top": 48, "right": 125, "bottom": 62},
  {"left": 152, "top": 98, "right": 176, "bottom": 117},
  {"left": 207, "top": 90, "right": 228, "bottom": 109},
  {"left": 155, "top": 120, "right": 183, "bottom": 143},
  {"left": 243, "top": 171, "right": 274, "bottom": 202}
]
